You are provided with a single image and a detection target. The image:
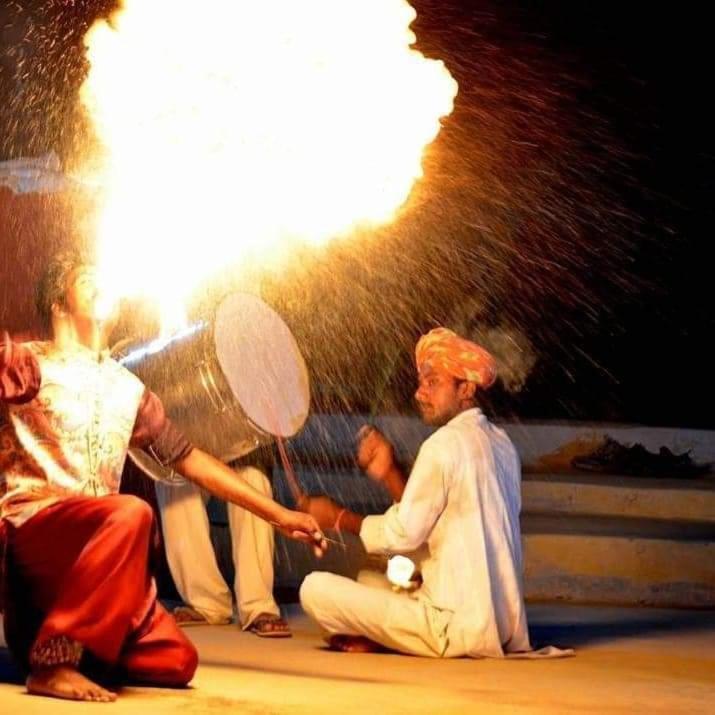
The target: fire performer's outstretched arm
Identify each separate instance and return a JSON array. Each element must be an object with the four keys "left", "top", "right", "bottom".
[
  {"left": 174, "top": 447, "right": 327, "bottom": 556},
  {"left": 130, "top": 387, "right": 327, "bottom": 556}
]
